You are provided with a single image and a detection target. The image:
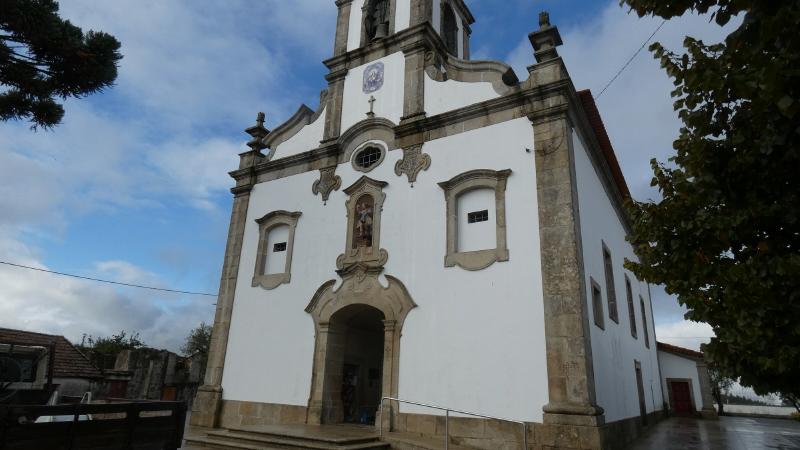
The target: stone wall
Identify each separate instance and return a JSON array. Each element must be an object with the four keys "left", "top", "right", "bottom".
[{"left": 217, "top": 399, "right": 308, "bottom": 429}]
